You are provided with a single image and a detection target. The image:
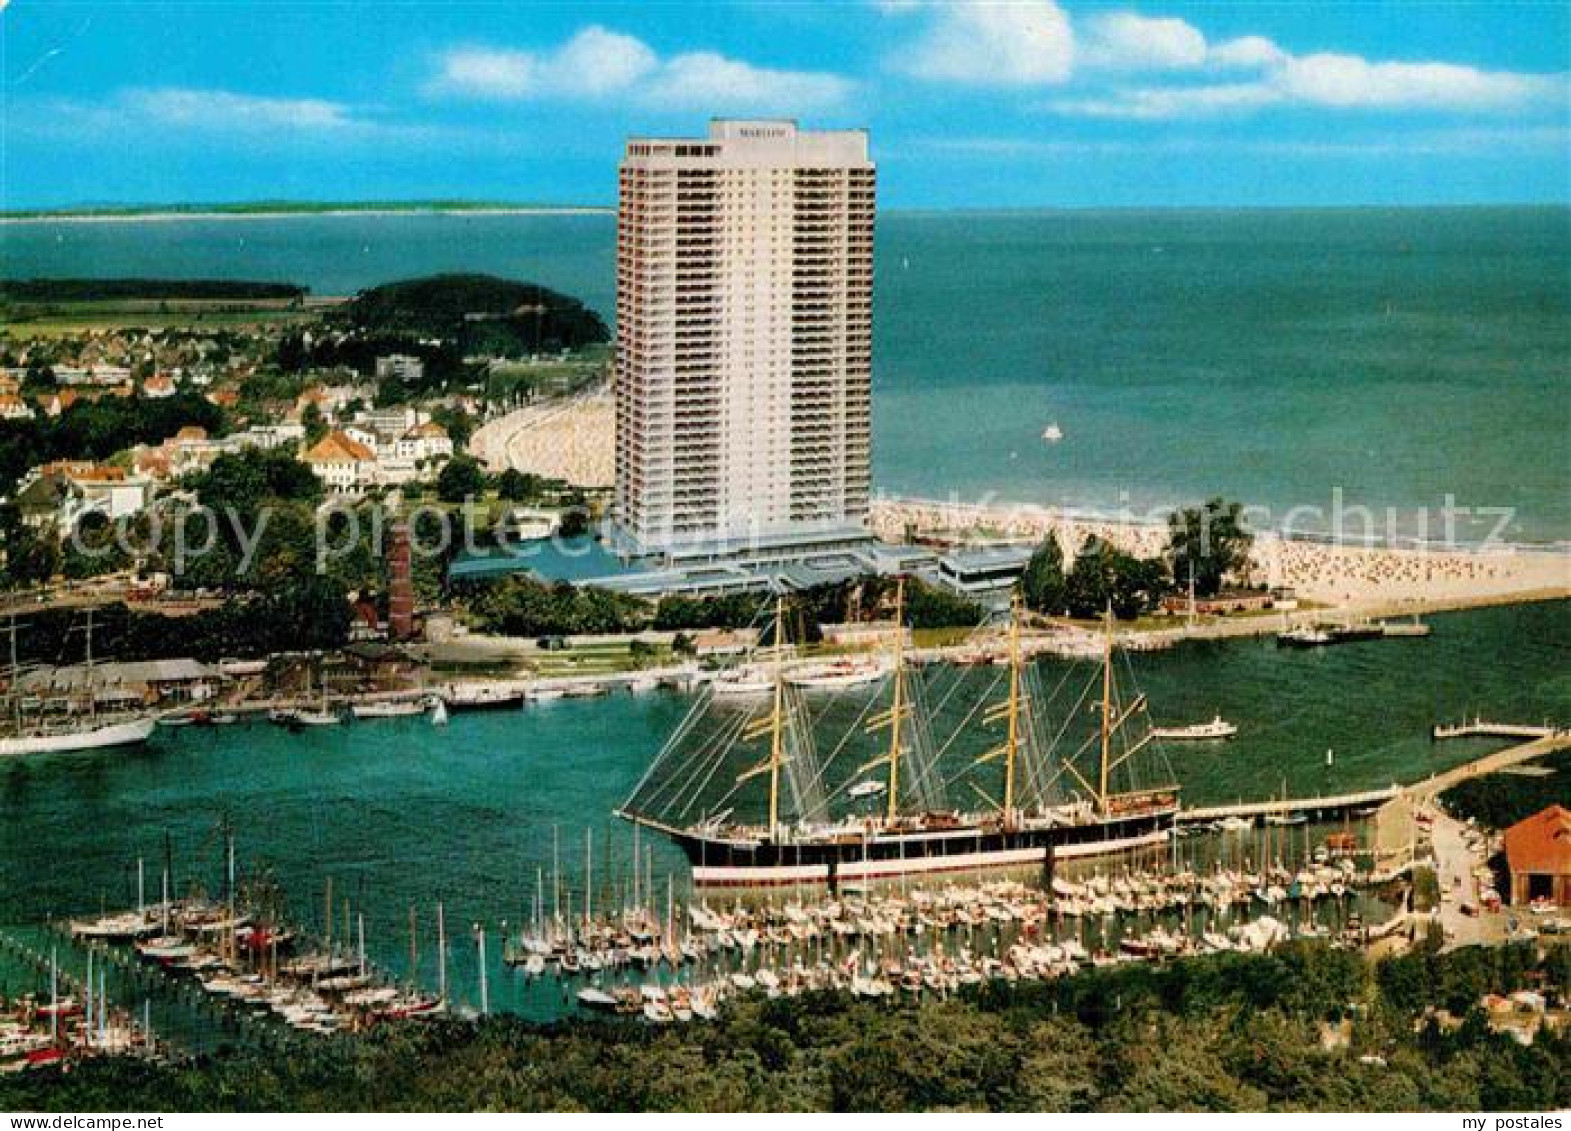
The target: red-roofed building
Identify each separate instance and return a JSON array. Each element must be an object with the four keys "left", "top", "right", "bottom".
[
  {"left": 142, "top": 372, "right": 177, "bottom": 398},
  {"left": 303, "top": 430, "right": 380, "bottom": 493},
  {"left": 1504, "top": 805, "right": 1571, "bottom": 908}
]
